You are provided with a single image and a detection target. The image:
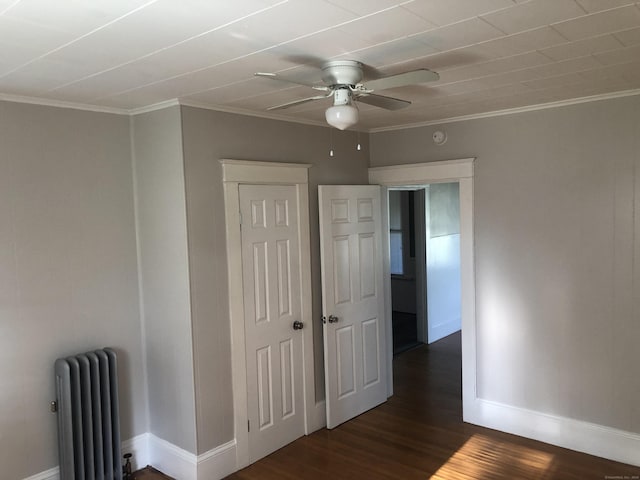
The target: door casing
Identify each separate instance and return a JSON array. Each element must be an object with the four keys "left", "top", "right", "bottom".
[
  {"left": 369, "top": 158, "right": 476, "bottom": 416},
  {"left": 221, "top": 160, "right": 323, "bottom": 470}
]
